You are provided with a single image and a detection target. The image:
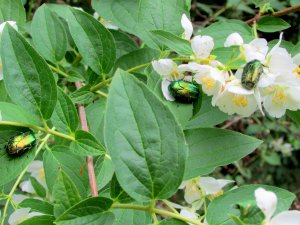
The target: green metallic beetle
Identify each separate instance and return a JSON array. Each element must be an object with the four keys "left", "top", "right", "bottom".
[
  {"left": 241, "top": 59, "right": 264, "bottom": 90},
  {"left": 169, "top": 80, "right": 200, "bottom": 103},
  {"left": 6, "top": 131, "right": 36, "bottom": 156}
]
